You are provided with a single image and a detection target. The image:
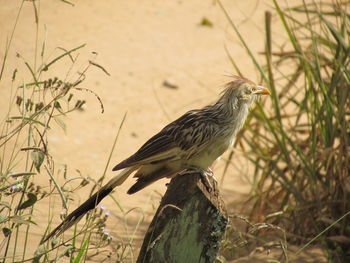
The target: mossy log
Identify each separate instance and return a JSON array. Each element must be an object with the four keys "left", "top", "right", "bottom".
[{"left": 137, "top": 172, "right": 228, "bottom": 263}]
